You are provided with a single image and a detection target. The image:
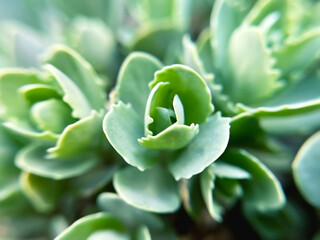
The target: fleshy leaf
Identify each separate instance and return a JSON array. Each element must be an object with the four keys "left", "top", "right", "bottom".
[
  {"left": 20, "top": 172, "right": 63, "bottom": 213},
  {"left": 227, "top": 26, "right": 281, "bottom": 104},
  {"left": 19, "top": 83, "right": 61, "bottom": 104},
  {"left": 4, "top": 121, "right": 59, "bottom": 142},
  {"left": 87, "top": 230, "right": 129, "bottom": 240},
  {"left": 293, "top": 131, "right": 320, "bottom": 208},
  {"left": 149, "top": 64, "right": 213, "bottom": 125},
  {"left": 114, "top": 52, "right": 162, "bottom": 117},
  {"left": 200, "top": 169, "right": 224, "bottom": 222},
  {"left": 44, "top": 45, "right": 106, "bottom": 110},
  {"left": 239, "top": 75, "right": 320, "bottom": 117},
  {"left": 113, "top": 166, "right": 181, "bottom": 213},
  {"left": 168, "top": 113, "right": 230, "bottom": 180},
  {"left": 138, "top": 123, "right": 199, "bottom": 150},
  {"left": 222, "top": 149, "right": 286, "bottom": 212},
  {"left": 45, "top": 65, "right": 92, "bottom": 119},
  {"left": 98, "top": 192, "right": 164, "bottom": 231},
  {"left": 135, "top": 226, "right": 151, "bottom": 240},
  {"left": 0, "top": 69, "right": 41, "bottom": 120},
  {"left": 208, "top": 162, "right": 251, "bottom": 179},
  {"left": 103, "top": 102, "right": 158, "bottom": 171},
  {"left": 30, "top": 99, "right": 75, "bottom": 134},
  {"left": 55, "top": 213, "right": 125, "bottom": 240},
  {"left": 47, "top": 110, "right": 104, "bottom": 159},
  {"left": 16, "top": 144, "right": 99, "bottom": 180},
  {"left": 211, "top": 0, "right": 255, "bottom": 73}
]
